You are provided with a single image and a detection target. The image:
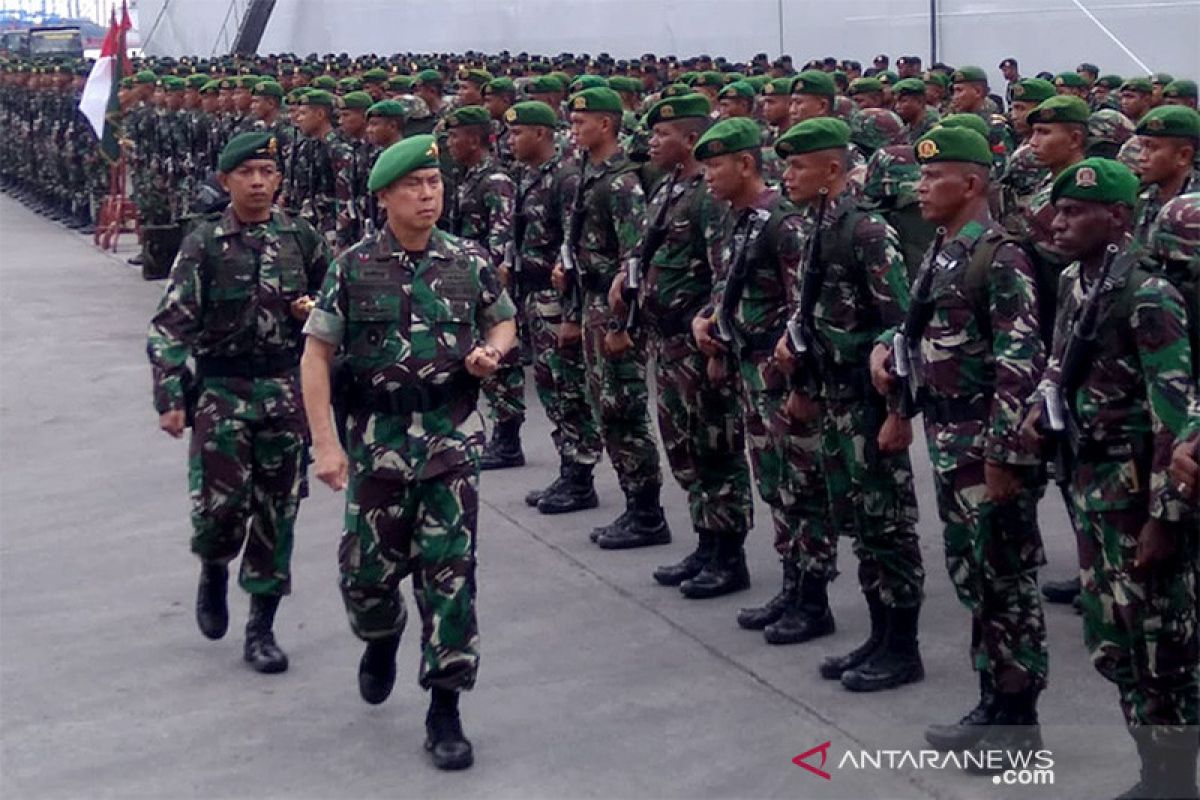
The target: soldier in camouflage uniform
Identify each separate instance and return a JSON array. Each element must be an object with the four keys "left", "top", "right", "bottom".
[
  {"left": 1021, "top": 96, "right": 1090, "bottom": 279},
  {"left": 1165, "top": 195, "right": 1200, "bottom": 513},
  {"left": 999, "top": 78, "right": 1054, "bottom": 233},
  {"left": 860, "top": 142, "right": 939, "bottom": 278},
  {"left": 874, "top": 127, "right": 1048, "bottom": 770},
  {"left": 759, "top": 77, "right": 794, "bottom": 185},
  {"left": 147, "top": 132, "right": 330, "bottom": 675},
  {"left": 948, "top": 67, "right": 1014, "bottom": 171},
  {"left": 1086, "top": 108, "right": 1135, "bottom": 160},
  {"left": 773, "top": 118, "right": 926, "bottom": 691},
  {"left": 892, "top": 77, "right": 940, "bottom": 144},
  {"left": 1131, "top": 106, "right": 1200, "bottom": 247},
  {"left": 608, "top": 94, "right": 753, "bottom": 597},
  {"left": 301, "top": 134, "right": 517, "bottom": 771},
  {"left": 504, "top": 102, "right": 603, "bottom": 514},
  {"left": 481, "top": 78, "right": 517, "bottom": 171},
  {"left": 555, "top": 87, "right": 669, "bottom": 548},
  {"left": 287, "top": 89, "right": 353, "bottom": 249},
  {"left": 1024, "top": 162, "right": 1197, "bottom": 799},
  {"left": 689, "top": 119, "right": 833, "bottom": 643},
  {"left": 333, "top": 91, "right": 375, "bottom": 248}
]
